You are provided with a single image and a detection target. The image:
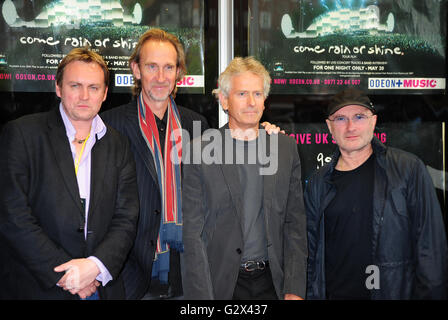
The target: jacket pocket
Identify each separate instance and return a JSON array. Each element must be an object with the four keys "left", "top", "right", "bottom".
[
  {"left": 374, "top": 260, "right": 414, "bottom": 299},
  {"left": 378, "top": 188, "right": 413, "bottom": 261},
  {"left": 390, "top": 188, "right": 409, "bottom": 219}
]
